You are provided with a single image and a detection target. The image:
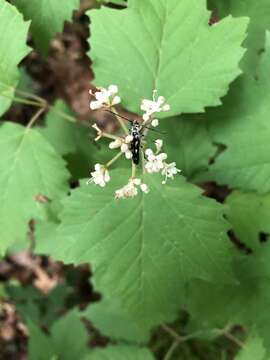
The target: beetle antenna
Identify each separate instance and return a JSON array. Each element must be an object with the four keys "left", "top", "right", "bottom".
[
  {"left": 105, "top": 109, "right": 133, "bottom": 123},
  {"left": 143, "top": 126, "right": 166, "bottom": 135}
]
